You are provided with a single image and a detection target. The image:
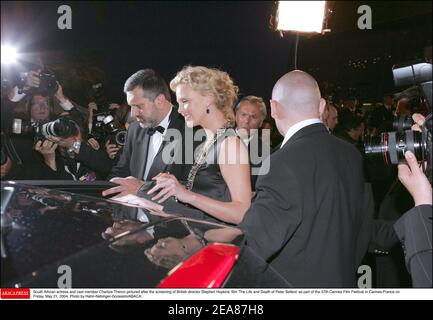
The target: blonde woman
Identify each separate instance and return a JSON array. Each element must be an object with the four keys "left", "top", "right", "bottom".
[{"left": 147, "top": 66, "right": 251, "bottom": 224}]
